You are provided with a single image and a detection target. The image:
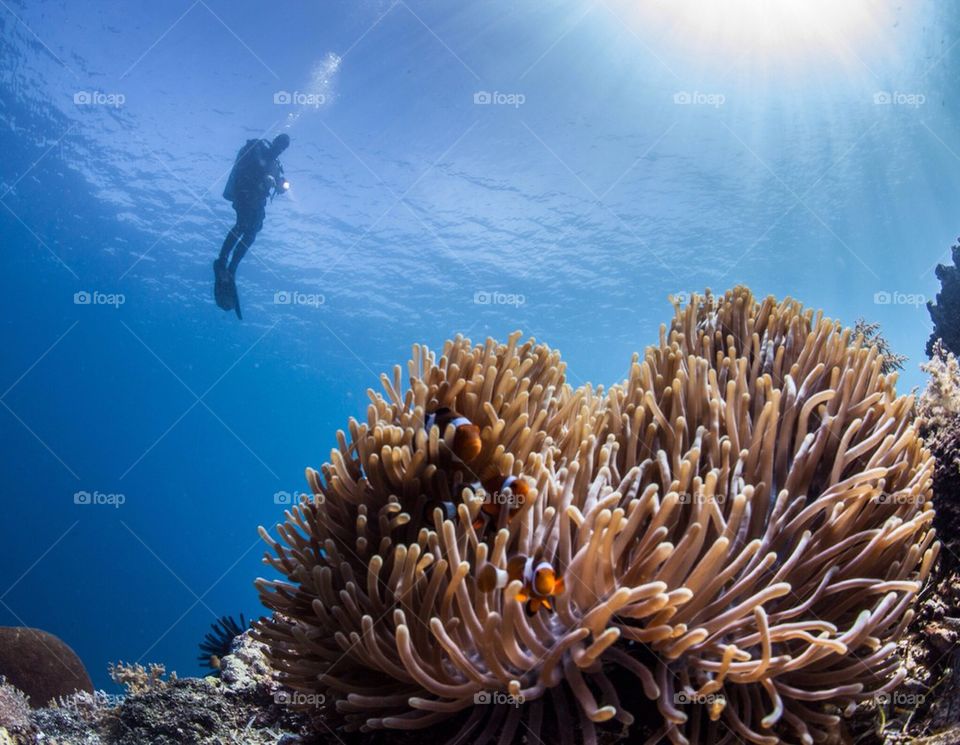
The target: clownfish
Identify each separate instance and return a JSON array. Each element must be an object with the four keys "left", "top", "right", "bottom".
[
  {"left": 470, "top": 471, "right": 531, "bottom": 534},
  {"left": 478, "top": 554, "right": 565, "bottom": 615},
  {"left": 424, "top": 407, "right": 482, "bottom": 463},
  {"left": 422, "top": 498, "right": 458, "bottom": 524}
]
